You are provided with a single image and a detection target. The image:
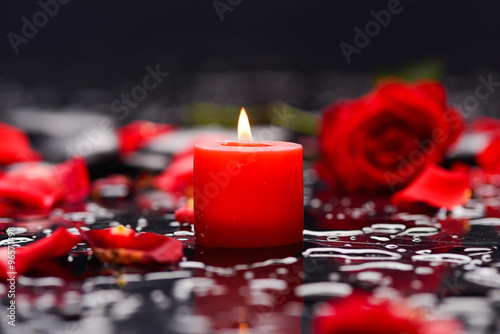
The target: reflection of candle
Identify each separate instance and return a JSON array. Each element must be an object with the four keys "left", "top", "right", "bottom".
[
  {"left": 193, "top": 247, "right": 304, "bottom": 331},
  {"left": 194, "top": 108, "right": 303, "bottom": 248}
]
